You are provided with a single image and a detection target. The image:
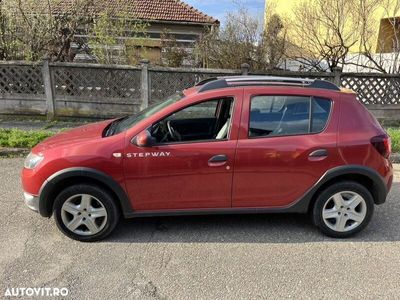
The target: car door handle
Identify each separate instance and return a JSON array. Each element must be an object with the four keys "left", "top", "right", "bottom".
[
  {"left": 208, "top": 154, "right": 228, "bottom": 167},
  {"left": 308, "top": 149, "right": 328, "bottom": 161}
]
